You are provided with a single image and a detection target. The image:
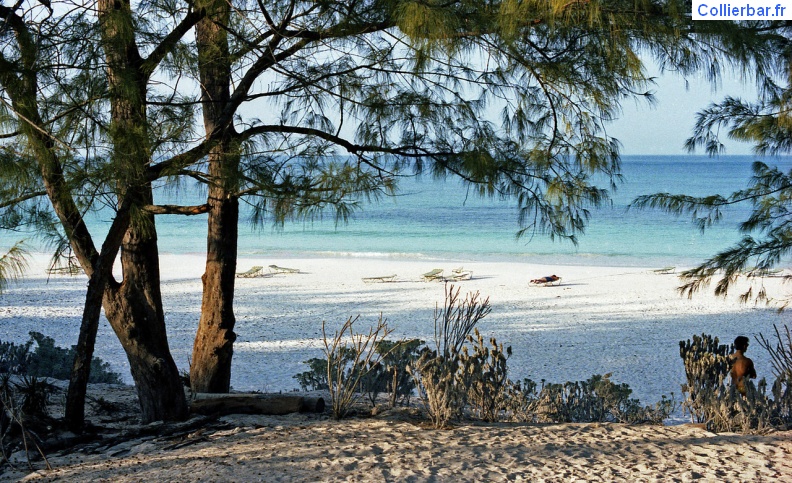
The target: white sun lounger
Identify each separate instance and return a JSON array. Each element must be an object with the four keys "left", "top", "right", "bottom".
[
  {"left": 444, "top": 270, "right": 473, "bottom": 281},
  {"left": 362, "top": 274, "right": 398, "bottom": 283},
  {"left": 652, "top": 267, "right": 675, "bottom": 274},
  {"left": 269, "top": 265, "right": 300, "bottom": 274},
  {"left": 422, "top": 268, "right": 444, "bottom": 281},
  {"left": 236, "top": 266, "right": 264, "bottom": 278}
]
